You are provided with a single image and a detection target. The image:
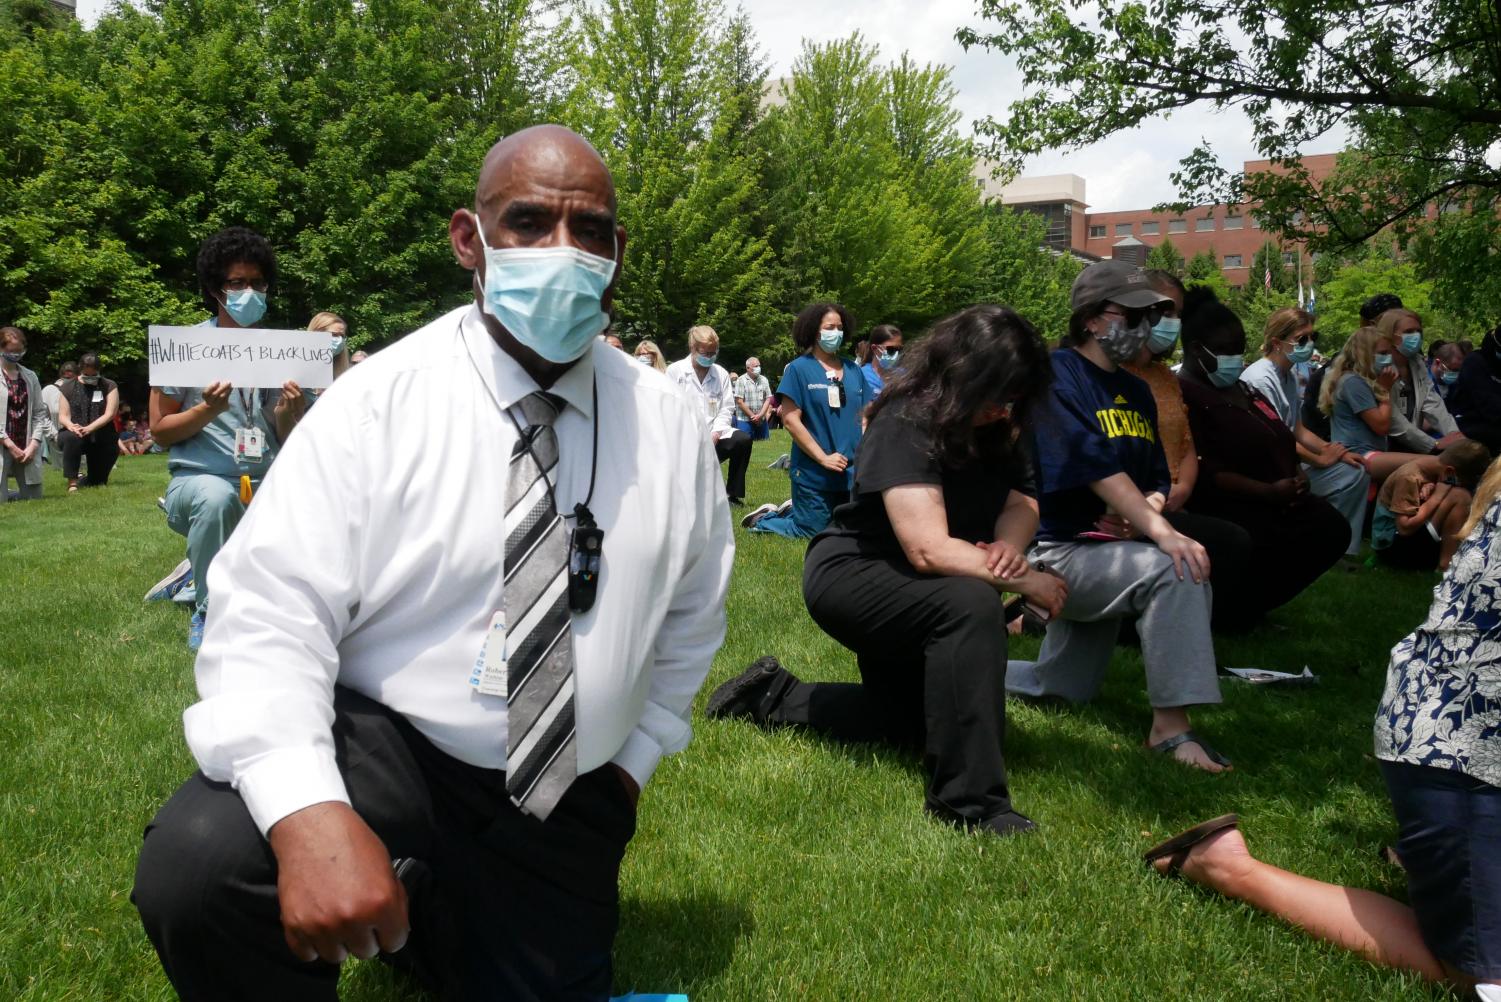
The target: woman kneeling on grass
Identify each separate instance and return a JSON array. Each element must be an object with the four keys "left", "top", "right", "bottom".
[
  {"left": 1145, "top": 456, "right": 1501, "bottom": 1000},
  {"left": 706, "top": 304, "right": 1067, "bottom": 837}
]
